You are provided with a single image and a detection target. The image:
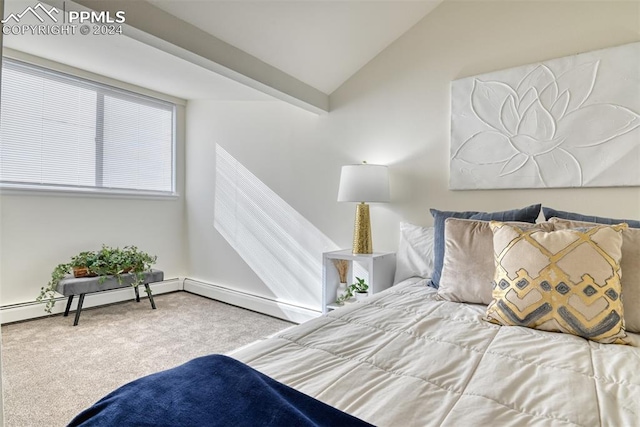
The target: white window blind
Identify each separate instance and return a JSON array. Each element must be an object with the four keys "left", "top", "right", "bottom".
[{"left": 0, "top": 58, "right": 175, "bottom": 195}]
